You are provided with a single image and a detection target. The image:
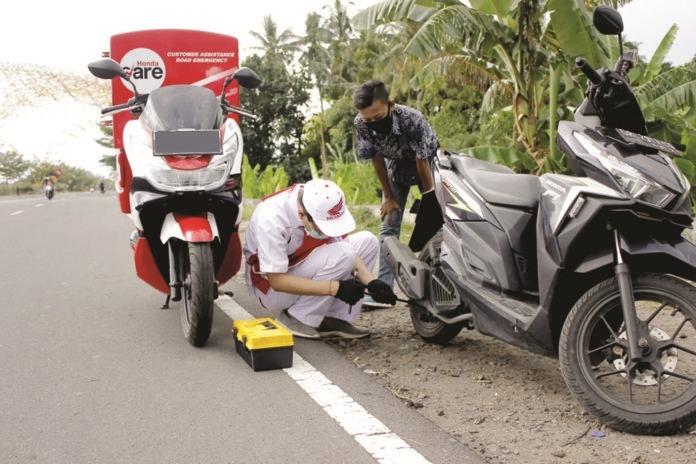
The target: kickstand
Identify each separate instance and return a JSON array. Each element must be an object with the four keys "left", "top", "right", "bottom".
[{"left": 161, "top": 294, "right": 171, "bottom": 310}]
